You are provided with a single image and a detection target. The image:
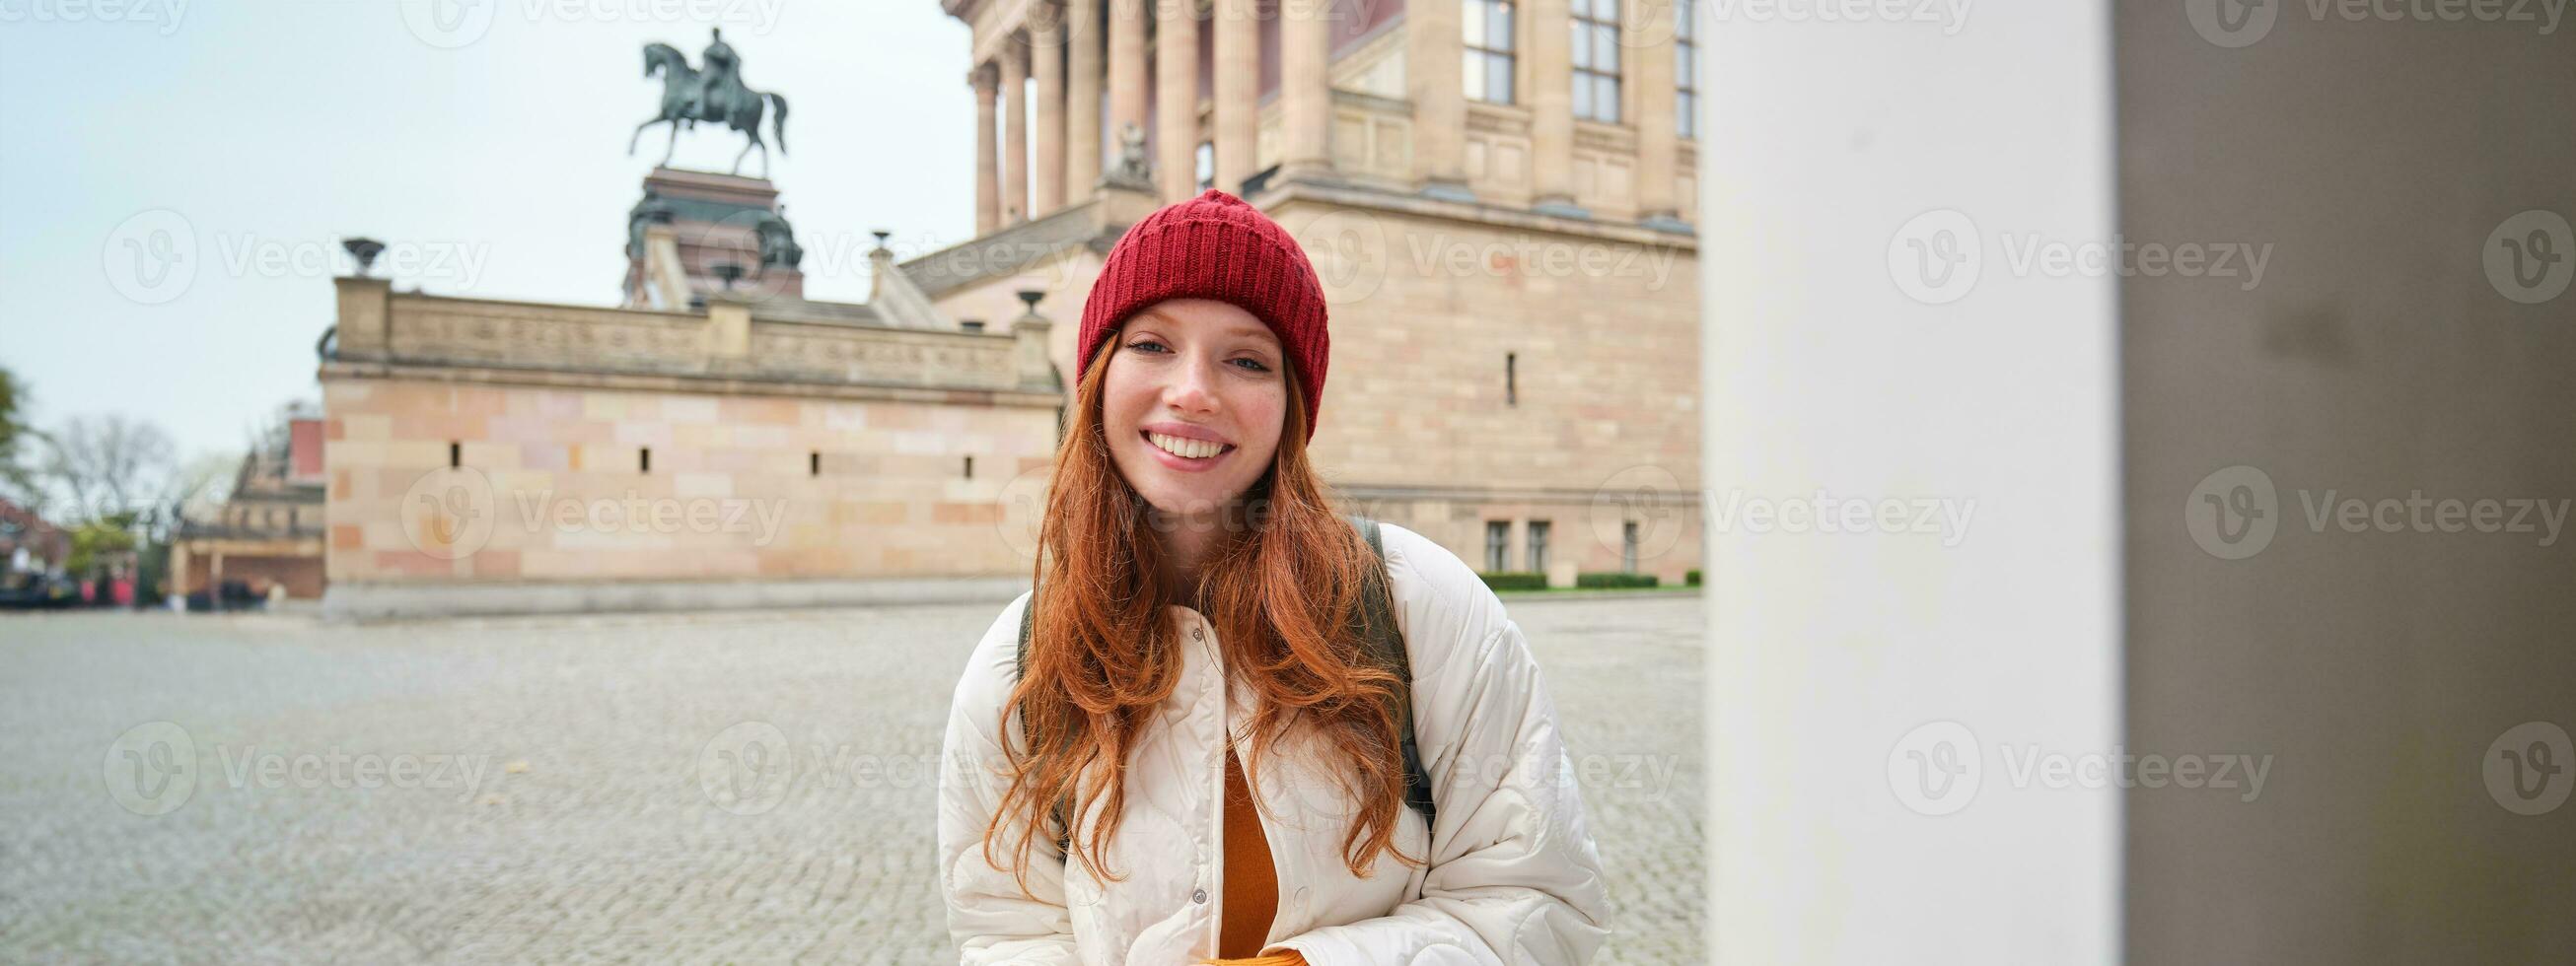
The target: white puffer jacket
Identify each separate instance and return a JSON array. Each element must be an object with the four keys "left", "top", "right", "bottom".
[{"left": 937, "top": 520, "right": 1613, "bottom": 965}]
